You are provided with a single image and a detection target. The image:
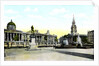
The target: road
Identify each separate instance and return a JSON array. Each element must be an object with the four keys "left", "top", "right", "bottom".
[{"left": 4, "top": 47, "right": 94, "bottom": 61}]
